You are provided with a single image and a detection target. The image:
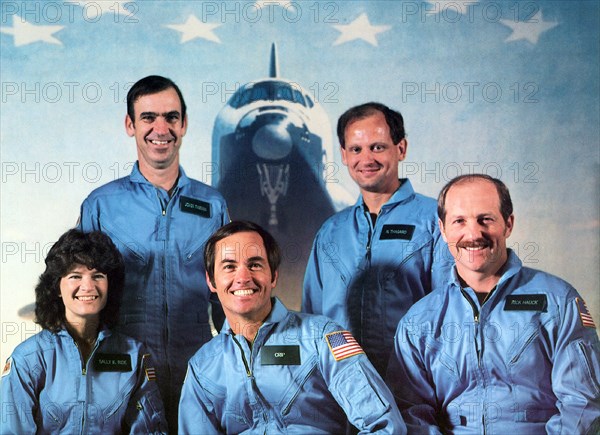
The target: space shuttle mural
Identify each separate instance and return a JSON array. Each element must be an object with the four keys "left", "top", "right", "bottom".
[
  {"left": 212, "top": 44, "right": 353, "bottom": 308},
  {"left": 16, "top": 45, "right": 352, "bottom": 319}
]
